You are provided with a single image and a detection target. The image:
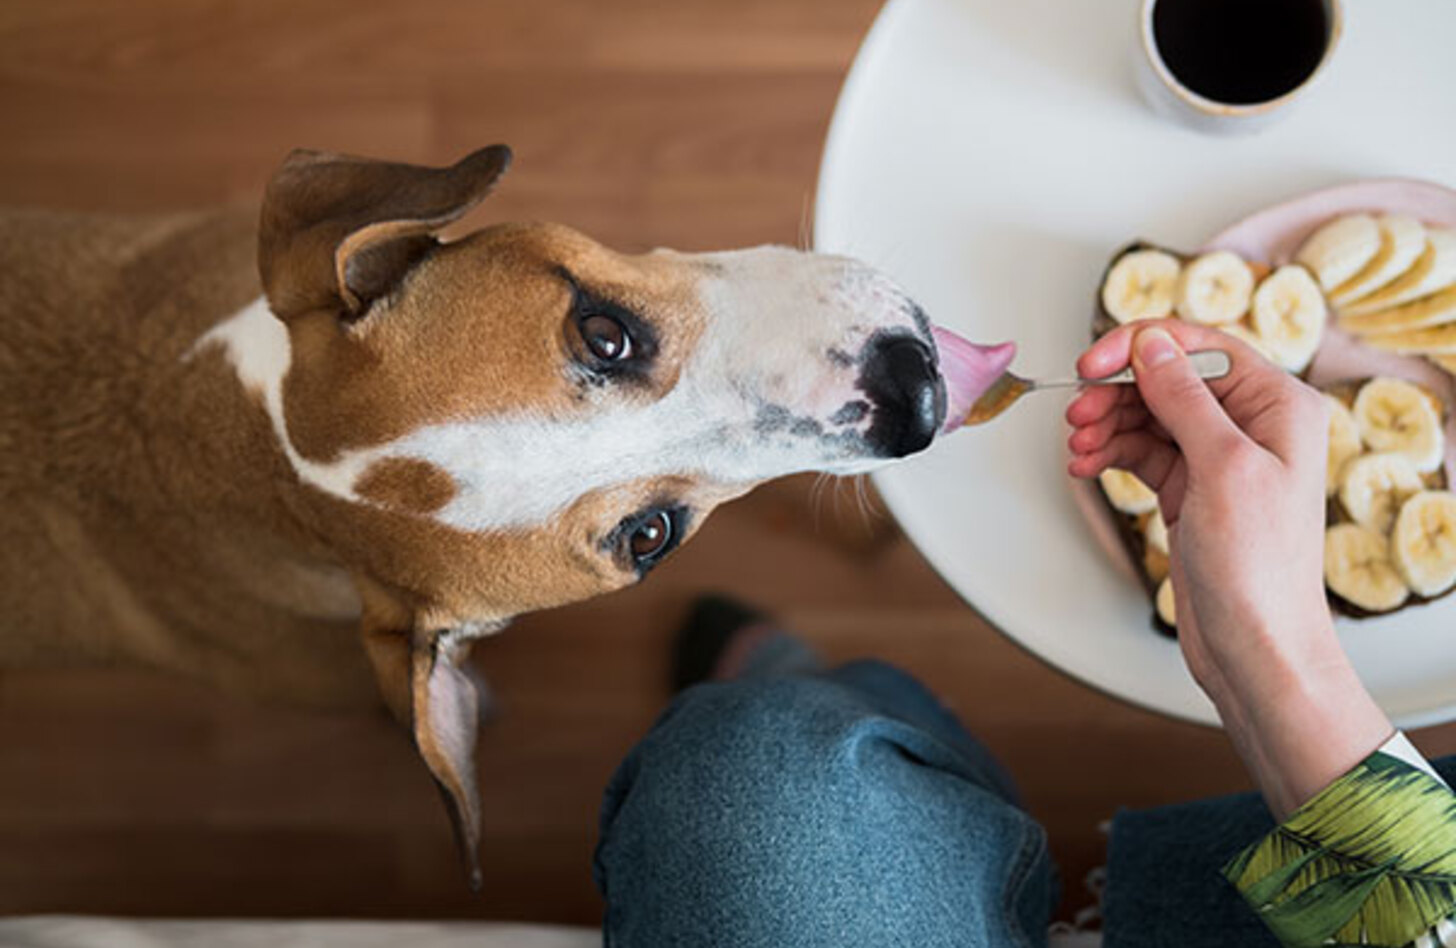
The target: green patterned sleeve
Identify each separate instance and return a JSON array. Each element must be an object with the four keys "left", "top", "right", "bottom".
[{"left": 1224, "top": 750, "right": 1456, "bottom": 948}]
